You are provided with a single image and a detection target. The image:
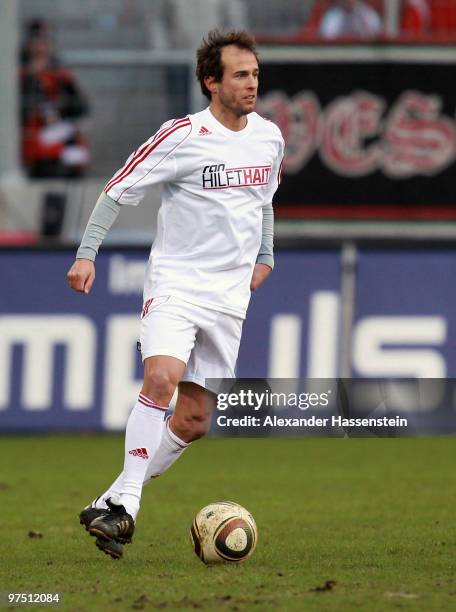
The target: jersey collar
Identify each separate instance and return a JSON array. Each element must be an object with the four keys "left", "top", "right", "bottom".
[{"left": 205, "top": 107, "right": 253, "bottom": 139}]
